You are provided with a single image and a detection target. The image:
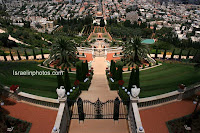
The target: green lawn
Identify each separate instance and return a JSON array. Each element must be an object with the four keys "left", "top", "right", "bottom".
[
  {"left": 0, "top": 61, "right": 76, "bottom": 98},
  {"left": 123, "top": 62, "right": 200, "bottom": 98}
]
